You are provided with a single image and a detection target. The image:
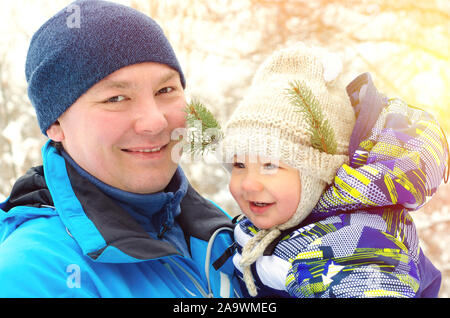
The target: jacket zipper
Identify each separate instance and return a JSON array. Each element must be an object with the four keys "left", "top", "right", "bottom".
[
  {"left": 164, "top": 258, "right": 211, "bottom": 298},
  {"left": 204, "top": 227, "right": 234, "bottom": 296},
  {"left": 163, "top": 227, "right": 234, "bottom": 298}
]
